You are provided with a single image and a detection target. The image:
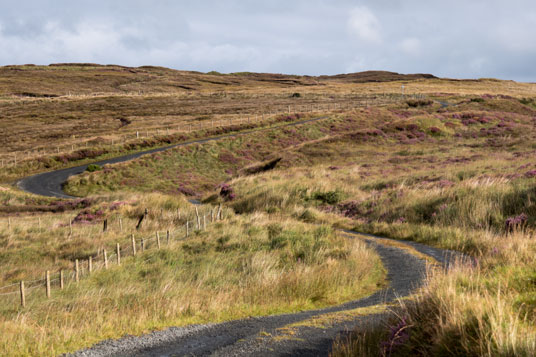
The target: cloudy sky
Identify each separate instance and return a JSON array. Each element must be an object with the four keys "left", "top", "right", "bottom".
[{"left": 1, "top": 0, "right": 535, "bottom": 81}]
